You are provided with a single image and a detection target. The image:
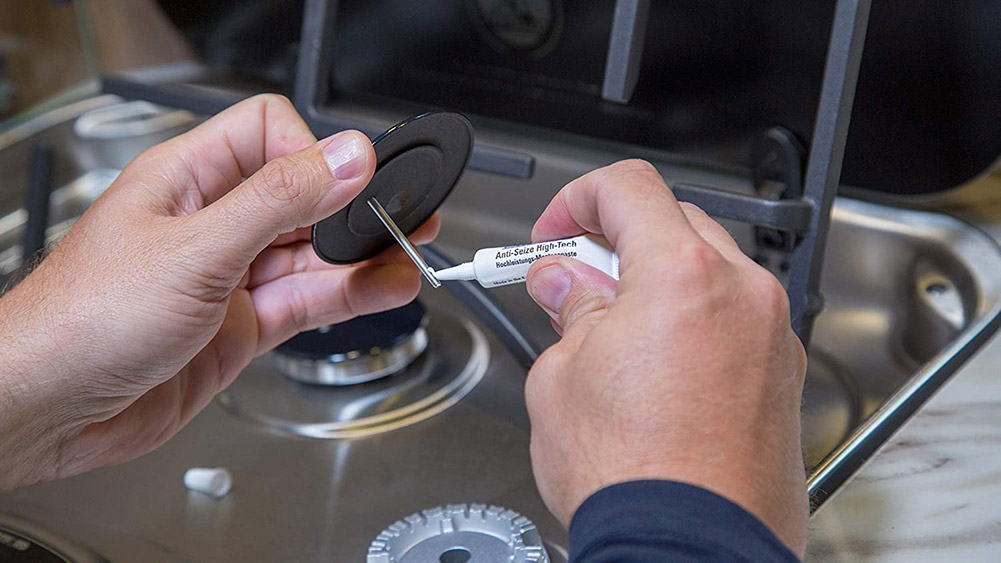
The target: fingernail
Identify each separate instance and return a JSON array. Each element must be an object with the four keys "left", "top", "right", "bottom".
[
  {"left": 320, "top": 131, "right": 369, "bottom": 180},
  {"left": 528, "top": 264, "right": 571, "bottom": 316}
]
